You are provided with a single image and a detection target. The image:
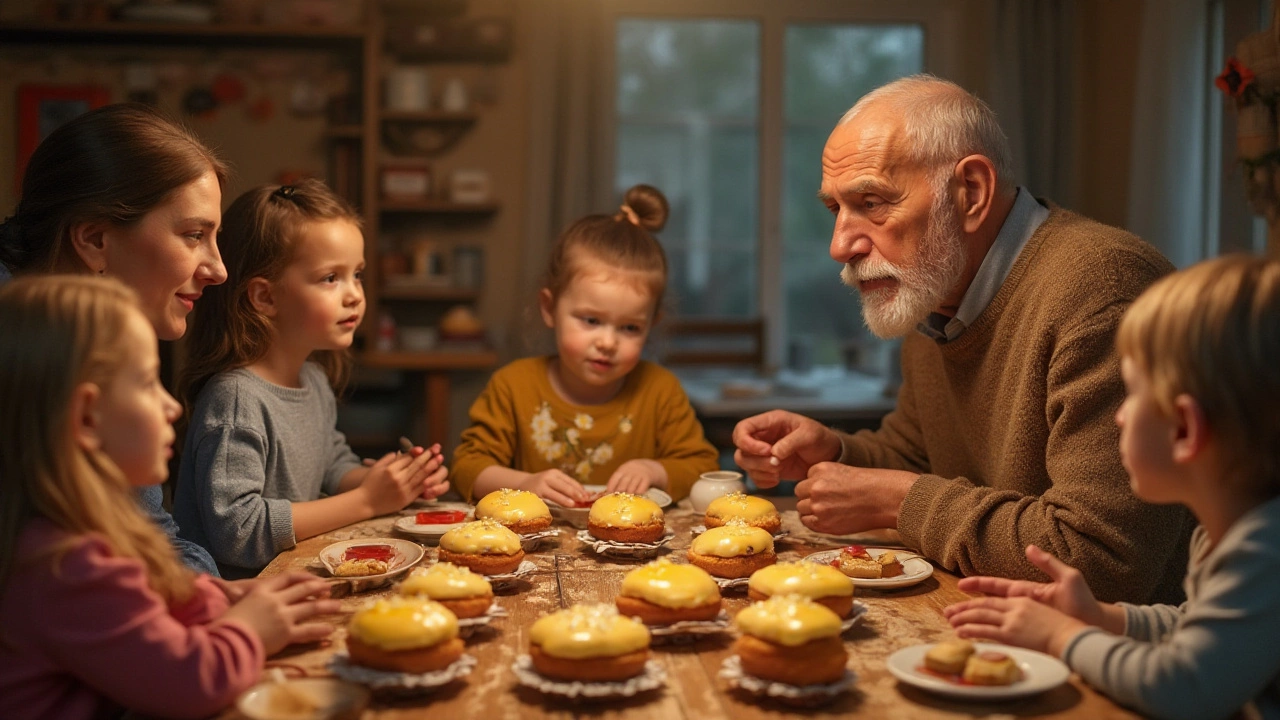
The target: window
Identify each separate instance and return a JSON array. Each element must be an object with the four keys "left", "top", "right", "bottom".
[{"left": 603, "top": 1, "right": 951, "bottom": 372}]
